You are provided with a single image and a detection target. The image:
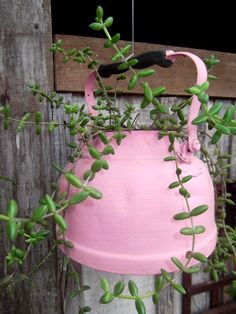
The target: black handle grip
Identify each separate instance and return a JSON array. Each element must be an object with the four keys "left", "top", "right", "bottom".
[{"left": 98, "top": 51, "right": 173, "bottom": 78}]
